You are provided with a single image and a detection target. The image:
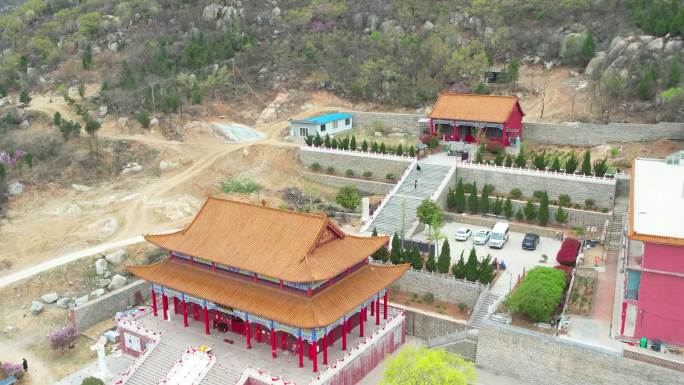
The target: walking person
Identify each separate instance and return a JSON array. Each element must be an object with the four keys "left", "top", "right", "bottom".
[
  {"left": 416, "top": 164, "right": 421, "bottom": 172},
  {"left": 22, "top": 358, "right": 28, "bottom": 372},
  {"left": 414, "top": 179, "right": 418, "bottom": 190}
]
